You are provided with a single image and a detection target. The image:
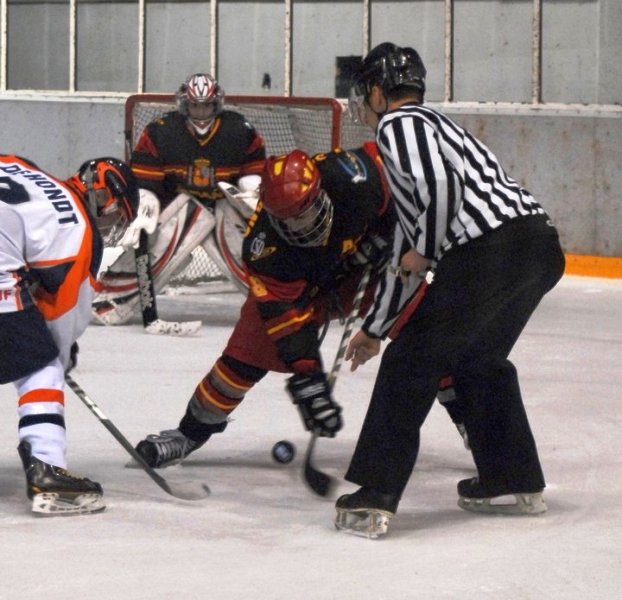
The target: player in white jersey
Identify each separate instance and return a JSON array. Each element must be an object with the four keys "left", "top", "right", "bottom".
[{"left": 0, "top": 155, "right": 139, "bottom": 515}]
